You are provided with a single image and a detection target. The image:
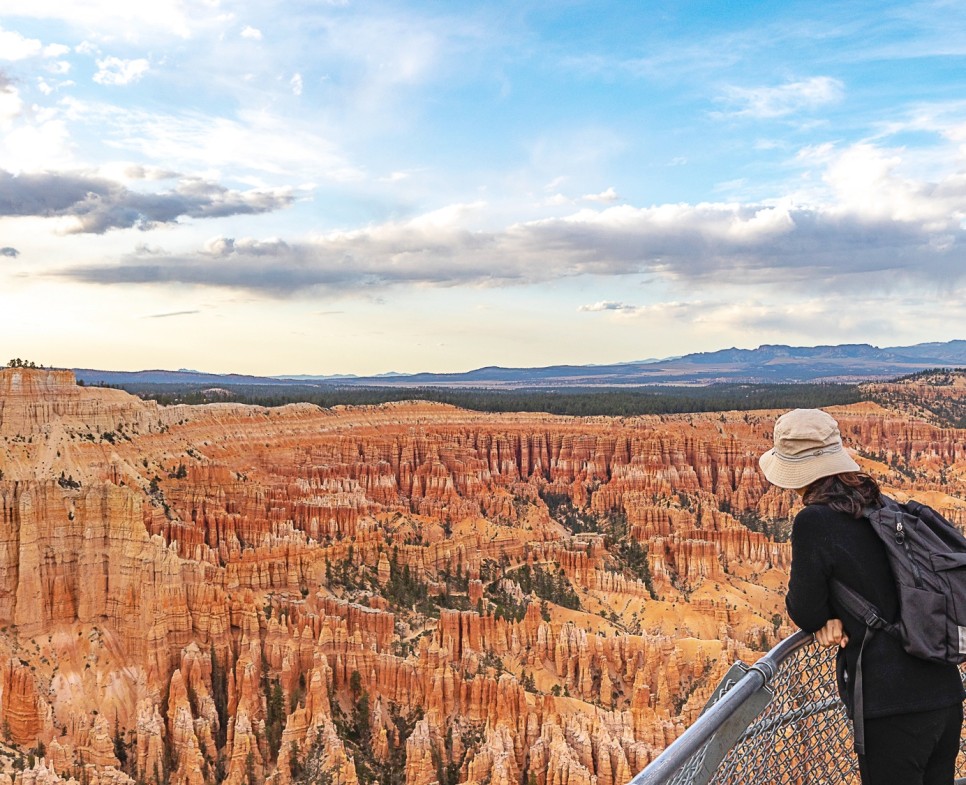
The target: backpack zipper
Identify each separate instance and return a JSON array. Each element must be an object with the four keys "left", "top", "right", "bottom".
[{"left": 896, "top": 512, "right": 925, "bottom": 589}]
